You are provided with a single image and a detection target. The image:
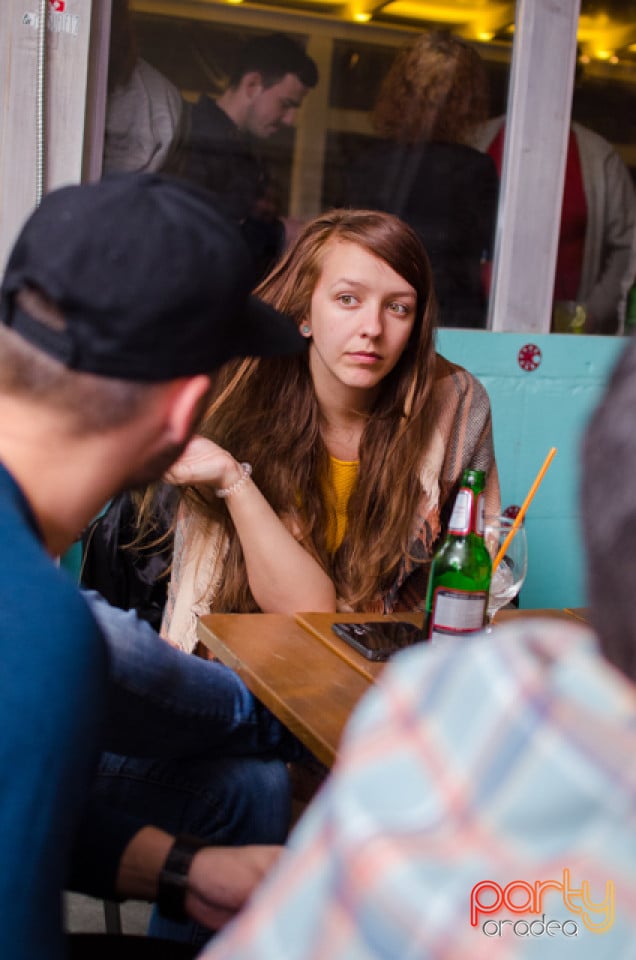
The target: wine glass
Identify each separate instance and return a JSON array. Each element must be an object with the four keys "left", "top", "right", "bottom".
[{"left": 484, "top": 515, "right": 528, "bottom": 625}]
